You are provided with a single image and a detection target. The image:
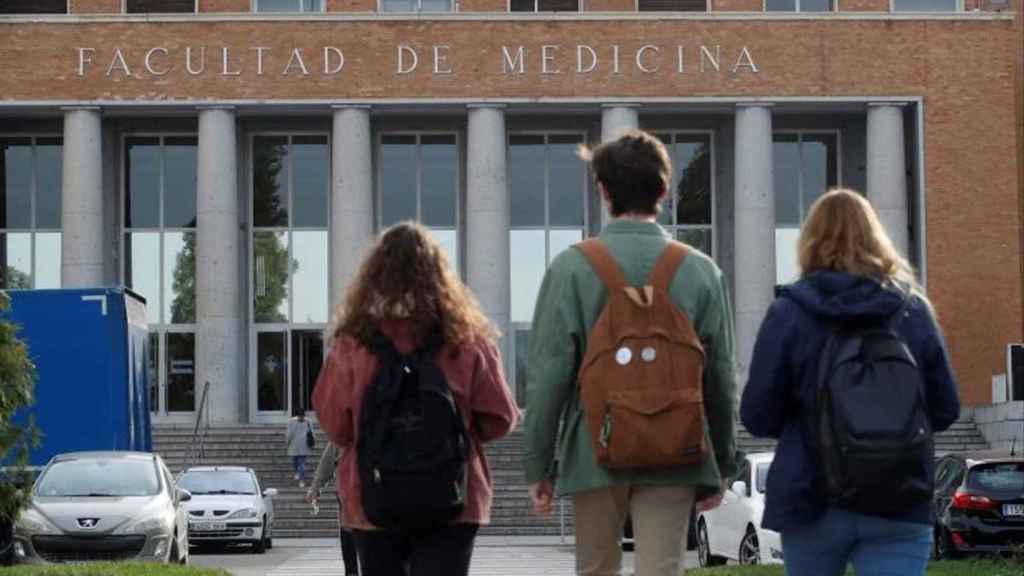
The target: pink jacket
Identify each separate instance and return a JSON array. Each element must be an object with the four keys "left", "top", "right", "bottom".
[{"left": 312, "top": 319, "right": 518, "bottom": 530}]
